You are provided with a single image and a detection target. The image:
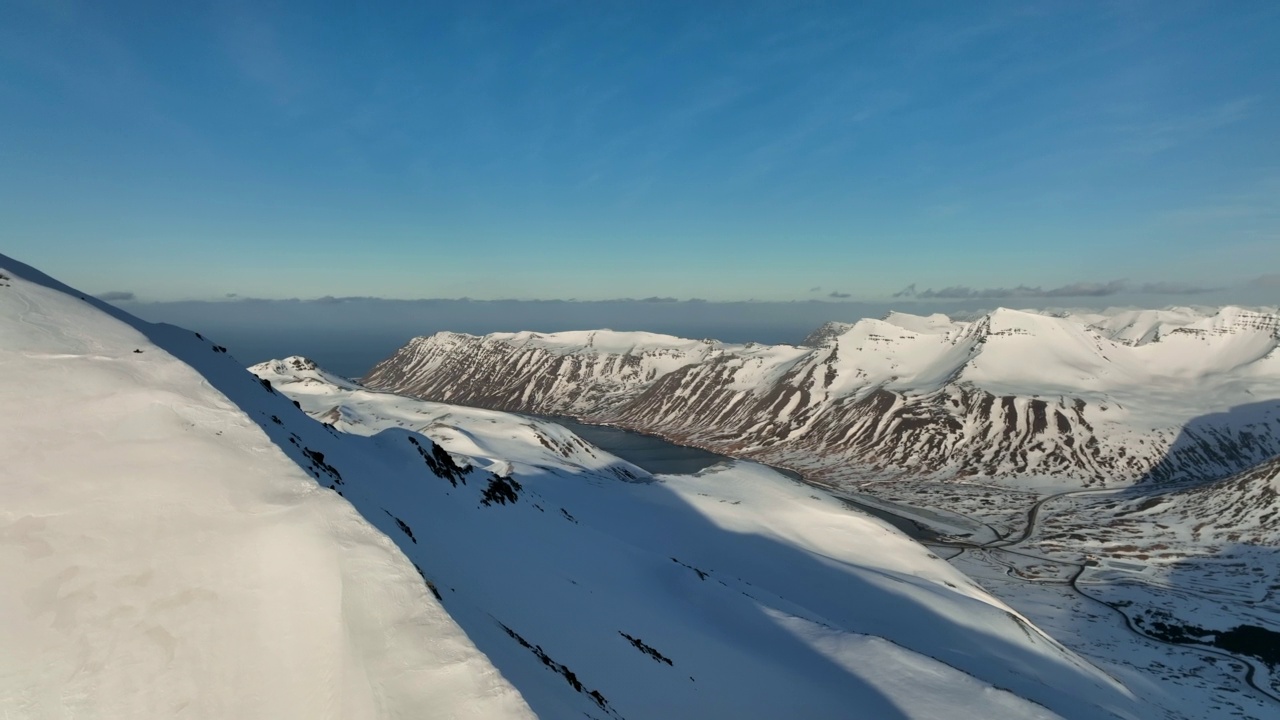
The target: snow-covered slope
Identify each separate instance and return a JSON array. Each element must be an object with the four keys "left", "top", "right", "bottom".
[
  {"left": 1105, "top": 455, "right": 1280, "bottom": 550},
  {"left": 0, "top": 259, "right": 532, "bottom": 719},
  {"left": 251, "top": 355, "right": 650, "bottom": 483},
  {"left": 364, "top": 308, "right": 1280, "bottom": 489},
  {"left": 250, "top": 354, "right": 1151, "bottom": 719},
  {"left": 365, "top": 329, "right": 723, "bottom": 416},
  {"left": 0, "top": 253, "right": 1155, "bottom": 719}
]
